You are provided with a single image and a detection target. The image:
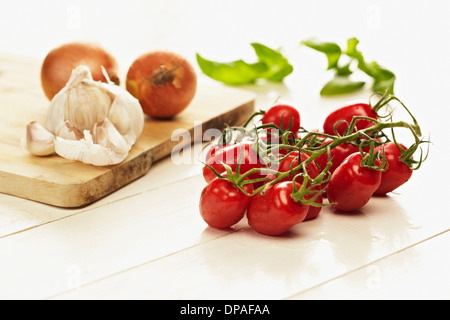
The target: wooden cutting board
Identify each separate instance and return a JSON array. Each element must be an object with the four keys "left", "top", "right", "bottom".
[{"left": 0, "top": 55, "right": 255, "bottom": 208}]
